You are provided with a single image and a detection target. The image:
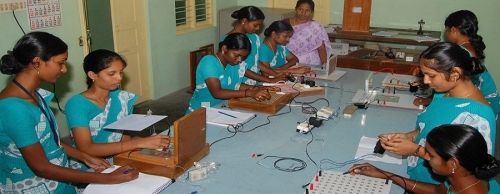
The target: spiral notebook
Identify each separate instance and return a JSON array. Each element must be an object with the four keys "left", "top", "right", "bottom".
[{"left": 83, "top": 165, "right": 172, "bottom": 194}]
